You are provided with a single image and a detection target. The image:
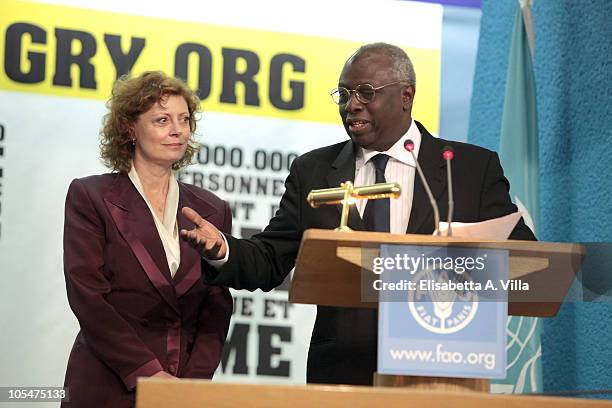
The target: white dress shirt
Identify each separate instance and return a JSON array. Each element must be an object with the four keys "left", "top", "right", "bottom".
[
  {"left": 128, "top": 166, "right": 181, "bottom": 277},
  {"left": 354, "top": 119, "right": 422, "bottom": 234}
]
